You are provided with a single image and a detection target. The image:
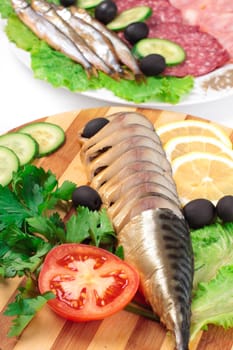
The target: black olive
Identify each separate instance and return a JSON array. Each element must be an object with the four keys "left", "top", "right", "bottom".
[
  {"left": 82, "top": 117, "right": 109, "bottom": 138},
  {"left": 60, "top": 0, "right": 76, "bottom": 7},
  {"left": 216, "top": 195, "right": 233, "bottom": 222},
  {"left": 139, "top": 54, "right": 166, "bottom": 76},
  {"left": 72, "top": 186, "right": 102, "bottom": 211},
  {"left": 183, "top": 198, "right": 216, "bottom": 229},
  {"left": 124, "top": 22, "right": 149, "bottom": 45},
  {"left": 95, "top": 0, "right": 117, "bottom": 24}
]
